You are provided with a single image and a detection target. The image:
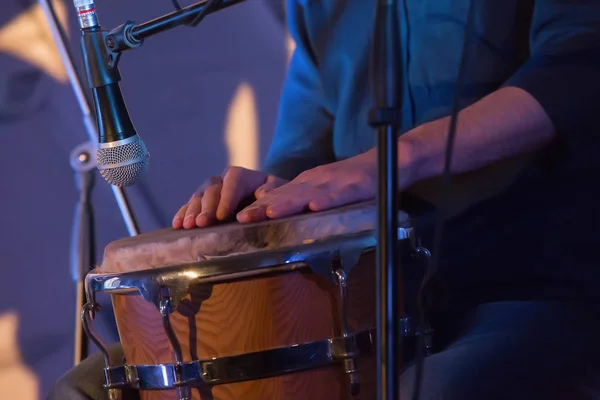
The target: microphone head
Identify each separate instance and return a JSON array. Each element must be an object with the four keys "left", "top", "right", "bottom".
[{"left": 96, "top": 135, "right": 149, "bottom": 187}]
